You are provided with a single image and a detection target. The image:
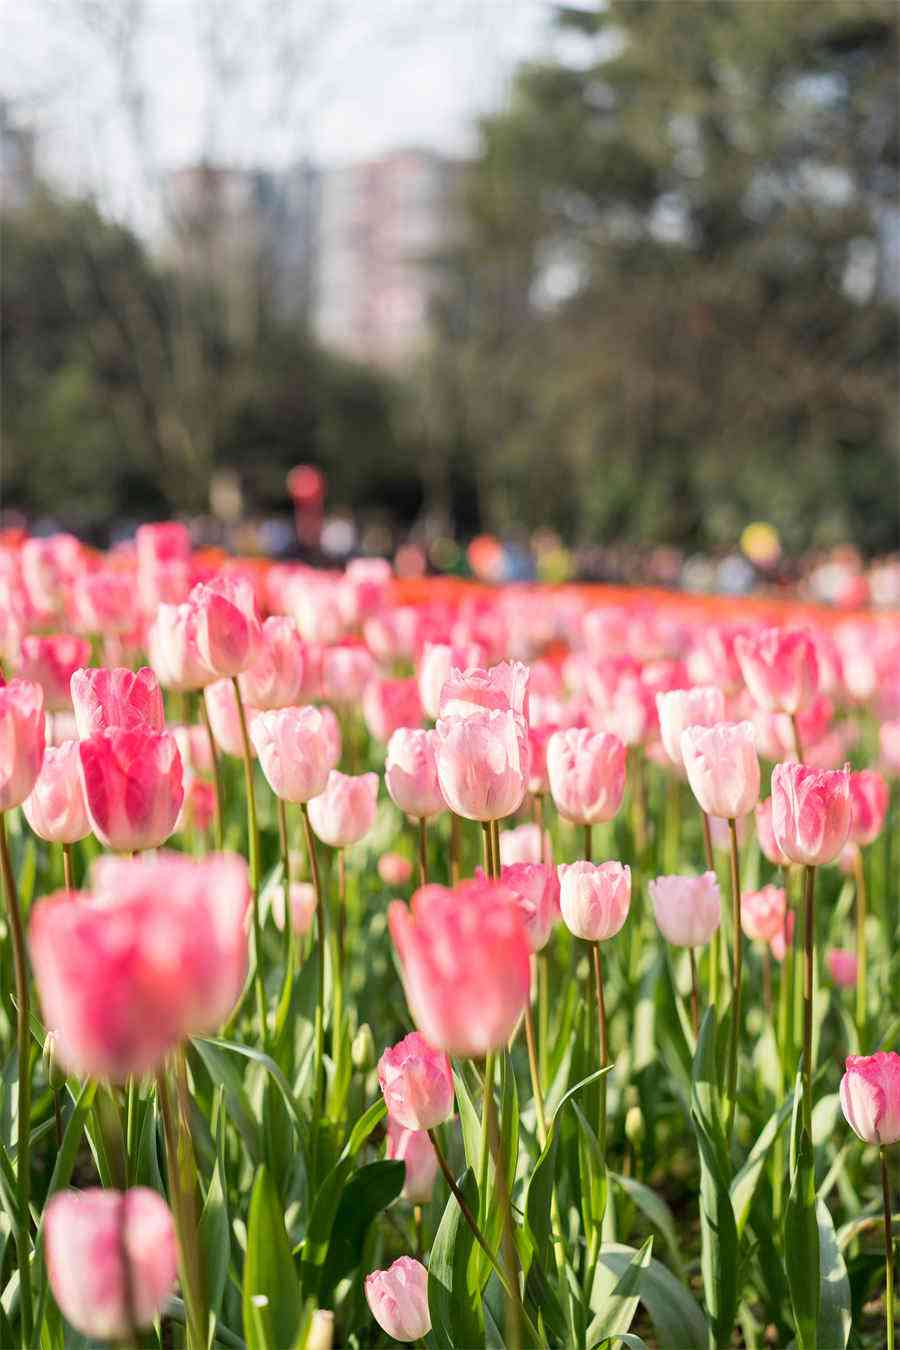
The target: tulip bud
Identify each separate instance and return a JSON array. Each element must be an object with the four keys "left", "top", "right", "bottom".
[
  {"left": 557, "top": 860, "right": 631, "bottom": 943},
  {"left": 386, "top": 1116, "right": 438, "bottom": 1203},
  {"left": 191, "top": 574, "right": 262, "bottom": 677},
  {"left": 23, "top": 740, "right": 90, "bottom": 844},
  {"left": 0, "top": 679, "right": 45, "bottom": 811},
  {"left": 649, "top": 872, "right": 721, "bottom": 948},
  {"left": 377, "top": 1031, "right": 453, "bottom": 1131},
  {"left": 308, "top": 770, "right": 379, "bottom": 848},
  {"left": 365, "top": 1257, "right": 431, "bottom": 1343},
  {"left": 352, "top": 1023, "right": 376, "bottom": 1072},
  {"left": 681, "top": 721, "right": 760, "bottom": 820},
  {"left": 771, "top": 761, "right": 851, "bottom": 866},
  {"left": 70, "top": 666, "right": 165, "bottom": 740},
  {"left": 656, "top": 686, "right": 725, "bottom": 768},
  {"left": 78, "top": 728, "right": 183, "bottom": 852},
  {"left": 734, "top": 627, "right": 819, "bottom": 715},
  {"left": 546, "top": 727, "right": 626, "bottom": 825},
  {"left": 385, "top": 728, "right": 444, "bottom": 820},
  {"left": 250, "top": 706, "right": 334, "bottom": 803},
  {"left": 839, "top": 1052, "right": 900, "bottom": 1146},
  {"left": 434, "top": 710, "right": 529, "bottom": 822}
]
